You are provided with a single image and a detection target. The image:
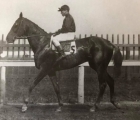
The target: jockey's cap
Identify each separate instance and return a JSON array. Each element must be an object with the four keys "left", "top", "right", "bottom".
[{"left": 58, "top": 5, "right": 70, "bottom": 11}]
